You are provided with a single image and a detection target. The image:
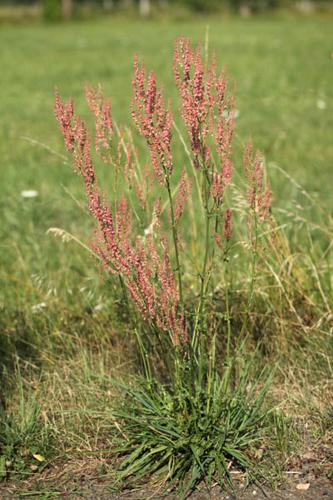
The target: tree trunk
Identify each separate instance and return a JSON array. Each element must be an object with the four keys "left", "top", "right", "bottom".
[
  {"left": 139, "top": 0, "right": 151, "bottom": 17},
  {"left": 103, "top": 0, "right": 114, "bottom": 11},
  {"left": 62, "top": 0, "right": 73, "bottom": 20}
]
